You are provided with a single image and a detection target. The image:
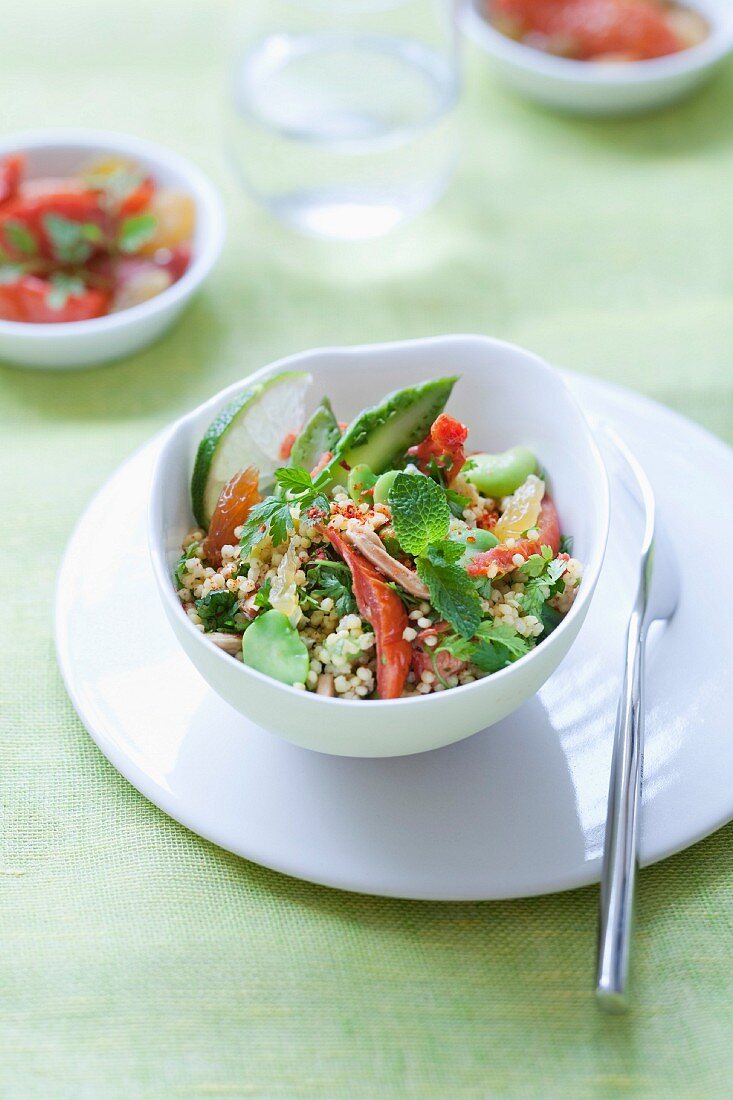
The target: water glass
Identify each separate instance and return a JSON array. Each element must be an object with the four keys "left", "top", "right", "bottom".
[{"left": 227, "top": 0, "right": 461, "bottom": 240}]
